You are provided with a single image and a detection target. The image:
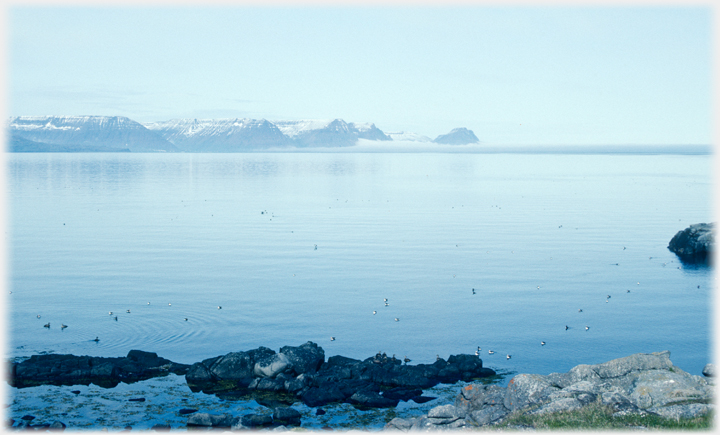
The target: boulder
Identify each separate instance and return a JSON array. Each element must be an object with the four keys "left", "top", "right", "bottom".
[
  {"left": 702, "top": 364, "right": 714, "bottom": 377},
  {"left": 279, "top": 341, "right": 325, "bottom": 375},
  {"left": 668, "top": 222, "right": 714, "bottom": 264}
]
